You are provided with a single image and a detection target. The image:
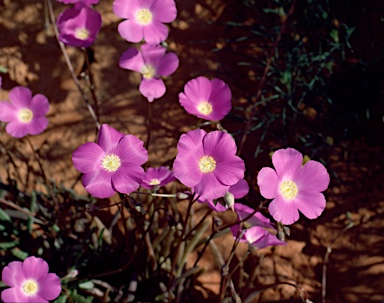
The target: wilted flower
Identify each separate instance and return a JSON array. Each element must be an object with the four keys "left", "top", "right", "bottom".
[
  {"left": 113, "top": 0, "right": 177, "bottom": 44},
  {"left": 1, "top": 256, "right": 61, "bottom": 303},
  {"left": 72, "top": 124, "right": 148, "bottom": 198},
  {"left": 173, "top": 129, "right": 245, "bottom": 201},
  {"left": 56, "top": 0, "right": 99, "bottom": 5},
  {"left": 179, "top": 76, "right": 232, "bottom": 121},
  {"left": 0, "top": 86, "right": 49, "bottom": 138},
  {"left": 230, "top": 203, "right": 286, "bottom": 249},
  {"left": 119, "top": 43, "right": 179, "bottom": 102},
  {"left": 57, "top": 3, "right": 102, "bottom": 48},
  {"left": 141, "top": 166, "right": 175, "bottom": 189},
  {"left": 257, "top": 148, "right": 330, "bottom": 225}
]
